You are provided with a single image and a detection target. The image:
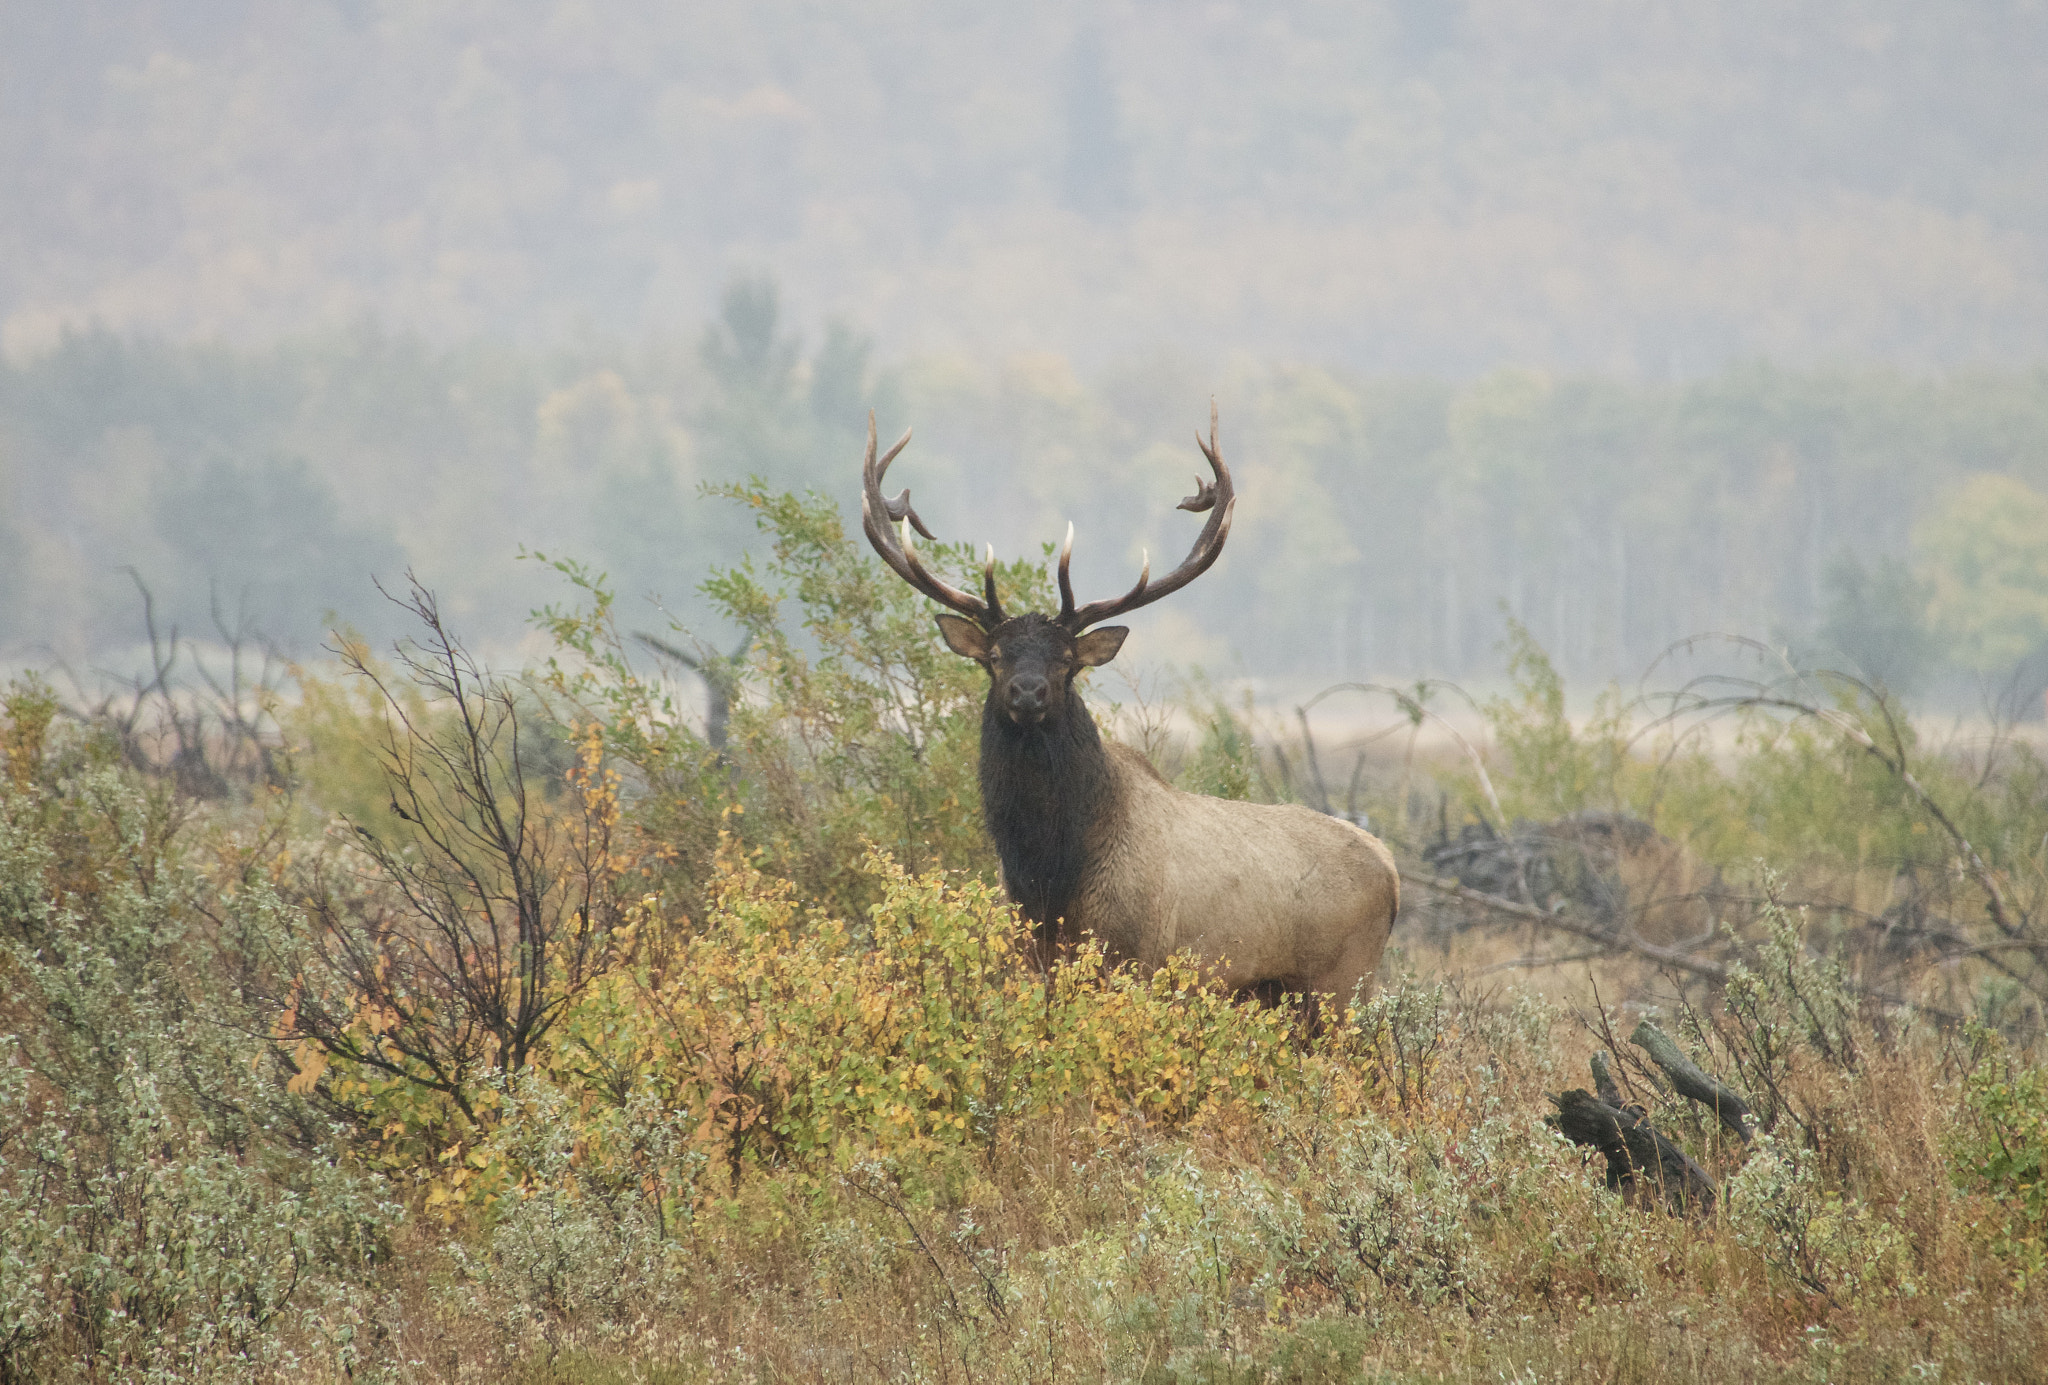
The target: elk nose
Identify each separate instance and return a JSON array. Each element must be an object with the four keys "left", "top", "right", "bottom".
[{"left": 1005, "top": 674, "right": 1050, "bottom": 721}]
